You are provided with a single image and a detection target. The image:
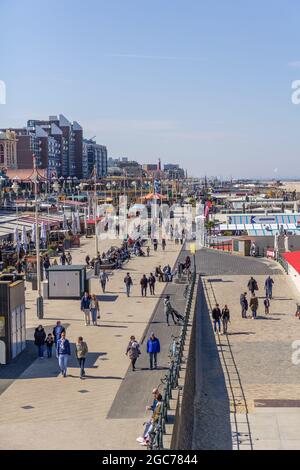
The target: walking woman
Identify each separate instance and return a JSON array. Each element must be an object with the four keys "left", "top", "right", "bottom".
[
  {"left": 90, "top": 294, "right": 100, "bottom": 326},
  {"left": 34, "top": 325, "right": 46, "bottom": 359},
  {"left": 75, "top": 336, "right": 88, "bottom": 379},
  {"left": 126, "top": 335, "right": 141, "bottom": 371}
]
